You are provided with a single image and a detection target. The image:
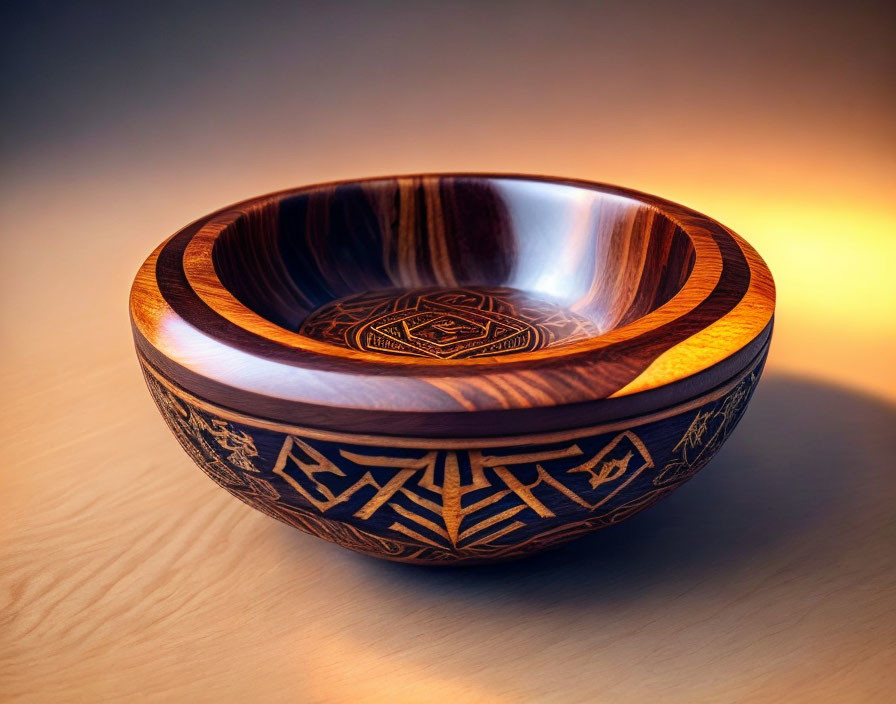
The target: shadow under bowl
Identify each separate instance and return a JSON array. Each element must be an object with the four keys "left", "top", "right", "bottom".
[{"left": 130, "top": 173, "right": 775, "bottom": 564}]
